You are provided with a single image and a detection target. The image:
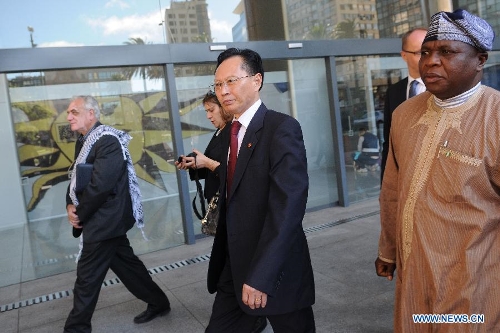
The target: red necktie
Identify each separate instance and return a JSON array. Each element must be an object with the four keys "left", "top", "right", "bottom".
[{"left": 227, "top": 121, "right": 241, "bottom": 194}]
